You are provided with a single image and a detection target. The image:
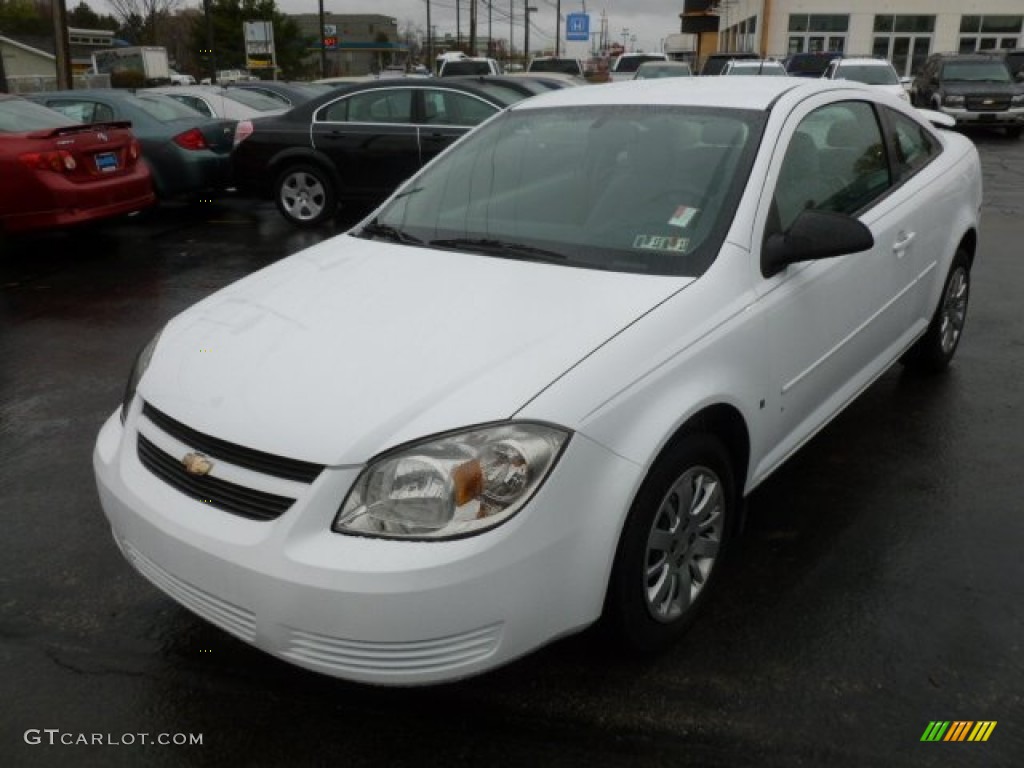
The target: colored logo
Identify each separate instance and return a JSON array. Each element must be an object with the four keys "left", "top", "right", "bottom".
[{"left": 921, "top": 721, "right": 996, "bottom": 742}]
